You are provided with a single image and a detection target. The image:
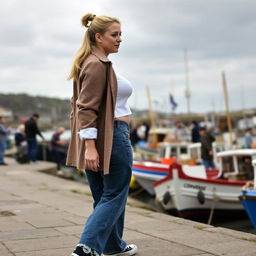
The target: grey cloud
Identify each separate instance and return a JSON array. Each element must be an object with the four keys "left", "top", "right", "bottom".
[
  {"left": 0, "top": 25, "right": 35, "bottom": 47},
  {"left": 0, "top": 0, "right": 256, "bottom": 113}
]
